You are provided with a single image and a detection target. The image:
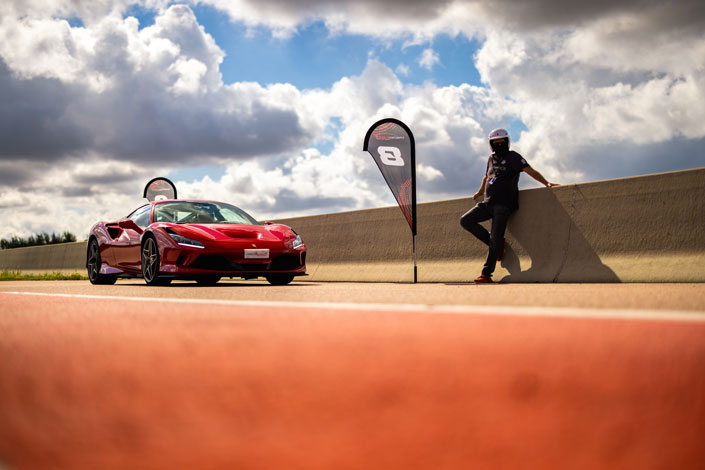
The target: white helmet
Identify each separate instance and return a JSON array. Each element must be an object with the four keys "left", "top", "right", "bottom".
[{"left": 488, "top": 128, "right": 510, "bottom": 151}]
